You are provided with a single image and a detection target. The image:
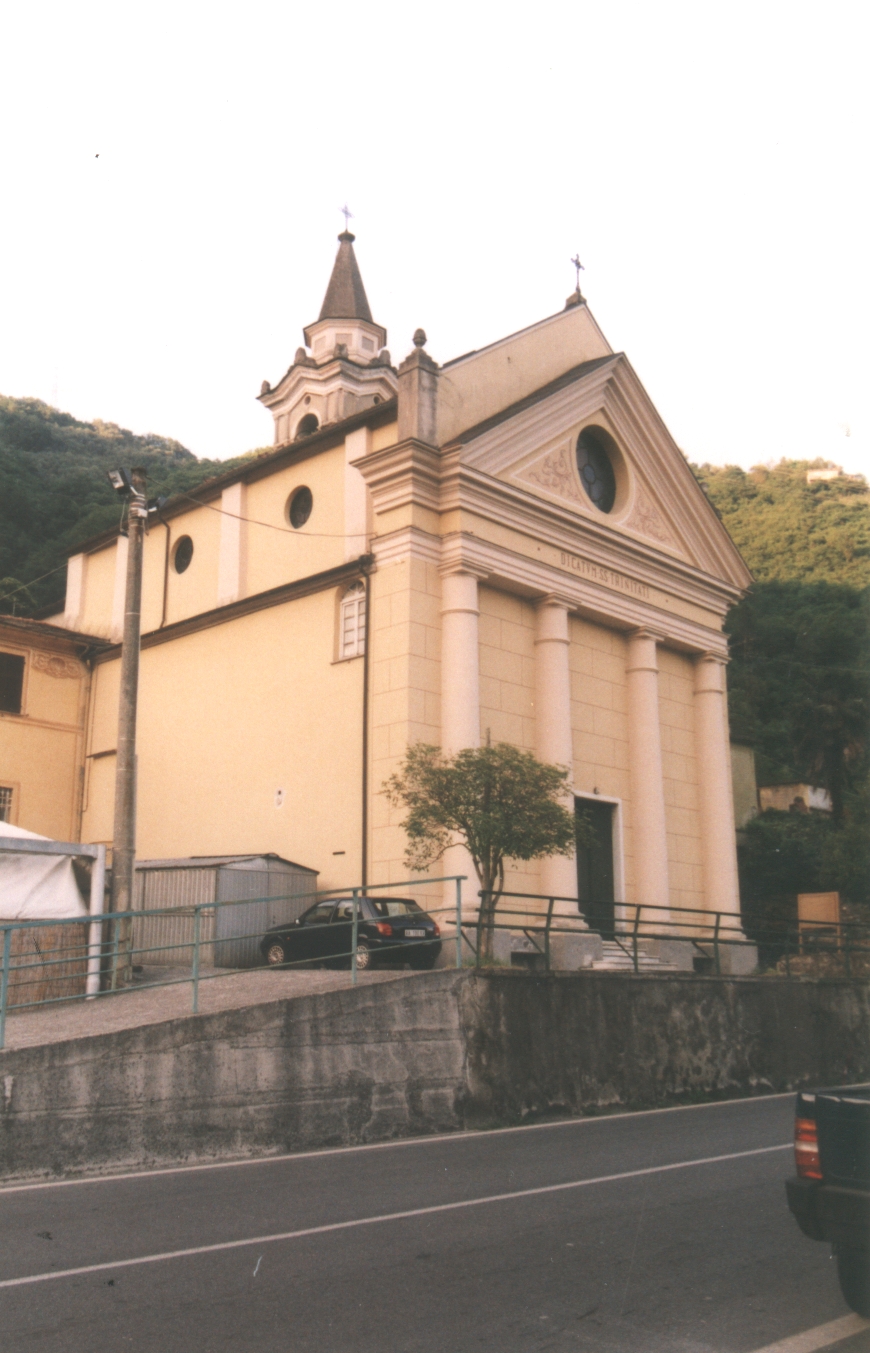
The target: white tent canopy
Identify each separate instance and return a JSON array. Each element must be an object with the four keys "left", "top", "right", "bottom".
[{"left": 0, "top": 823, "right": 89, "bottom": 920}]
